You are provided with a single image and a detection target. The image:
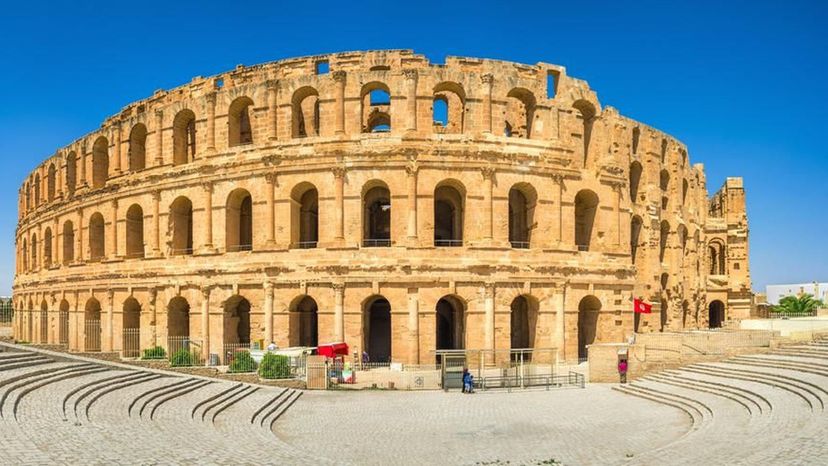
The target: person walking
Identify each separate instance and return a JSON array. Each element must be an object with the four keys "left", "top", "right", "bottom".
[{"left": 618, "top": 359, "right": 628, "bottom": 384}]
